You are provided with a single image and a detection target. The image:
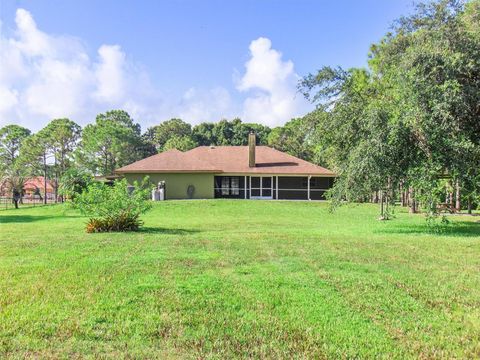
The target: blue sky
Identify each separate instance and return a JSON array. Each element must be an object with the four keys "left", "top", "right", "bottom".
[{"left": 0, "top": 0, "right": 412, "bottom": 130}]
